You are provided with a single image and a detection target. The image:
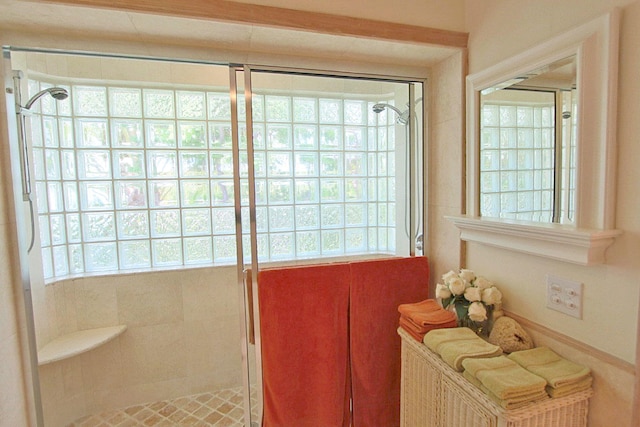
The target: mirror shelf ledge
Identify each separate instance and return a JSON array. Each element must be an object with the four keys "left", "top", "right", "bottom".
[{"left": 446, "top": 214, "right": 621, "bottom": 266}]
